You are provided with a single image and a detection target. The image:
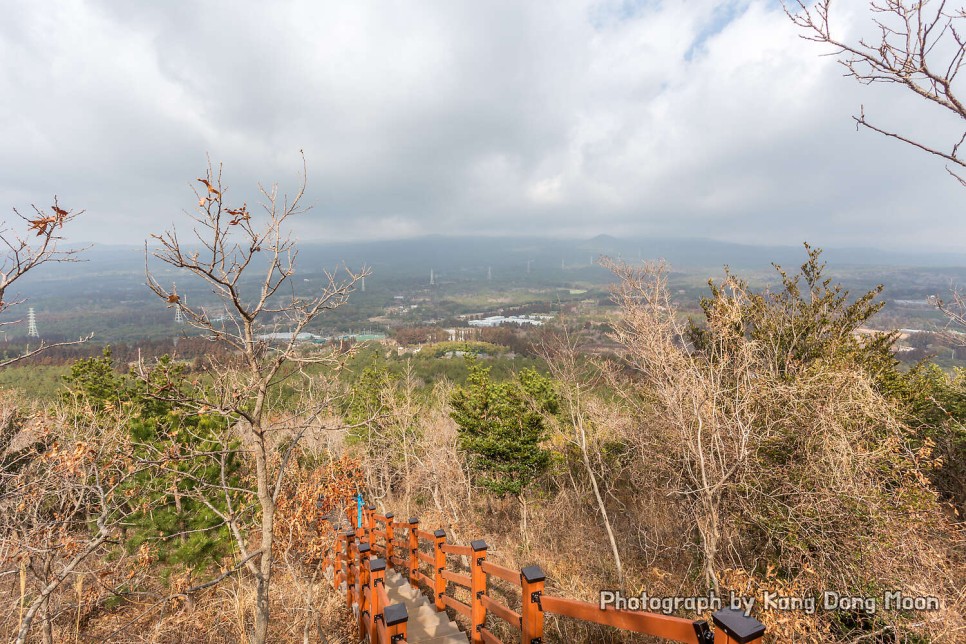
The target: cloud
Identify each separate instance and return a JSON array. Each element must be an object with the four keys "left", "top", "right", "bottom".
[{"left": 0, "top": 0, "right": 961, "bottom": 251}]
